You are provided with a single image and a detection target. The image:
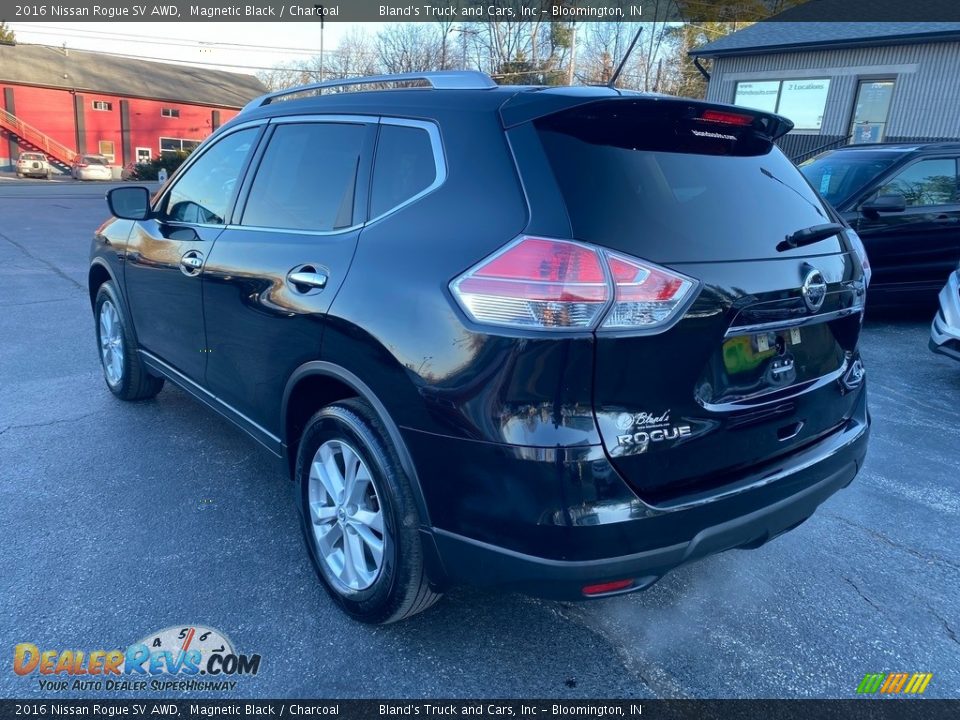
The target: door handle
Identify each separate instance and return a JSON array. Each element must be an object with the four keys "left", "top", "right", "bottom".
[
  {"left": 180, "top": 250, "right": 204, "bottom": 276},
  {"left": 287, "top": 269, "right": 328, "bottom": 291}
]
